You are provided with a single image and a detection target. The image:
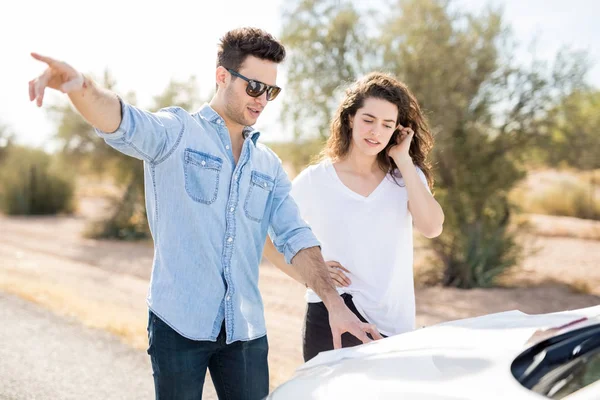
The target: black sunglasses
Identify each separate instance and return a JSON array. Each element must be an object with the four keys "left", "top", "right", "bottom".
[{"left": 227, "top": 69, "right": 282, "bottom": 101}]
